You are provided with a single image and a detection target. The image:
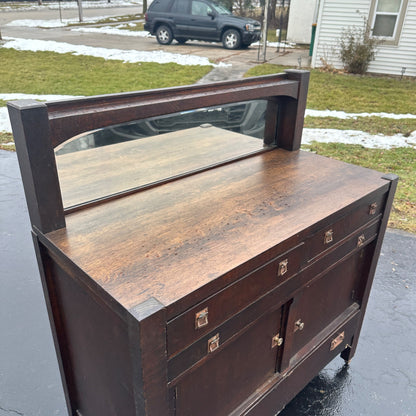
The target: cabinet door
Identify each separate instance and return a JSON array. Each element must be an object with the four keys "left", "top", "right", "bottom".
[
  {"left": 288, "top": 249, "right": 367, "bottom": 361},
  {"left": 173, "top": 307, "right": 283, "bottom": 416}
]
